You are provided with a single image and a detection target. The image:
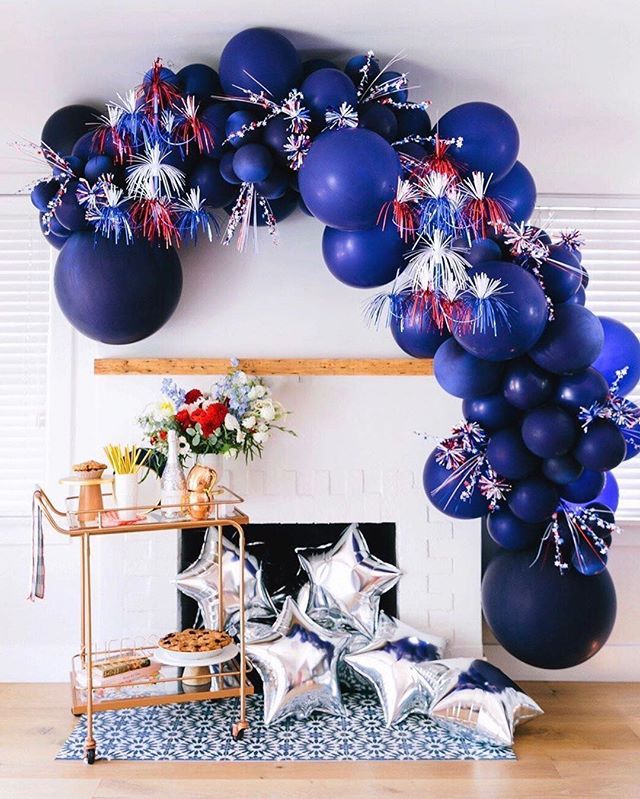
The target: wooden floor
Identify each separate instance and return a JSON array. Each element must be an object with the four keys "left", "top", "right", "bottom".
[{"left": 0, "top": 682, "right": 638, "bottom": 799}]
